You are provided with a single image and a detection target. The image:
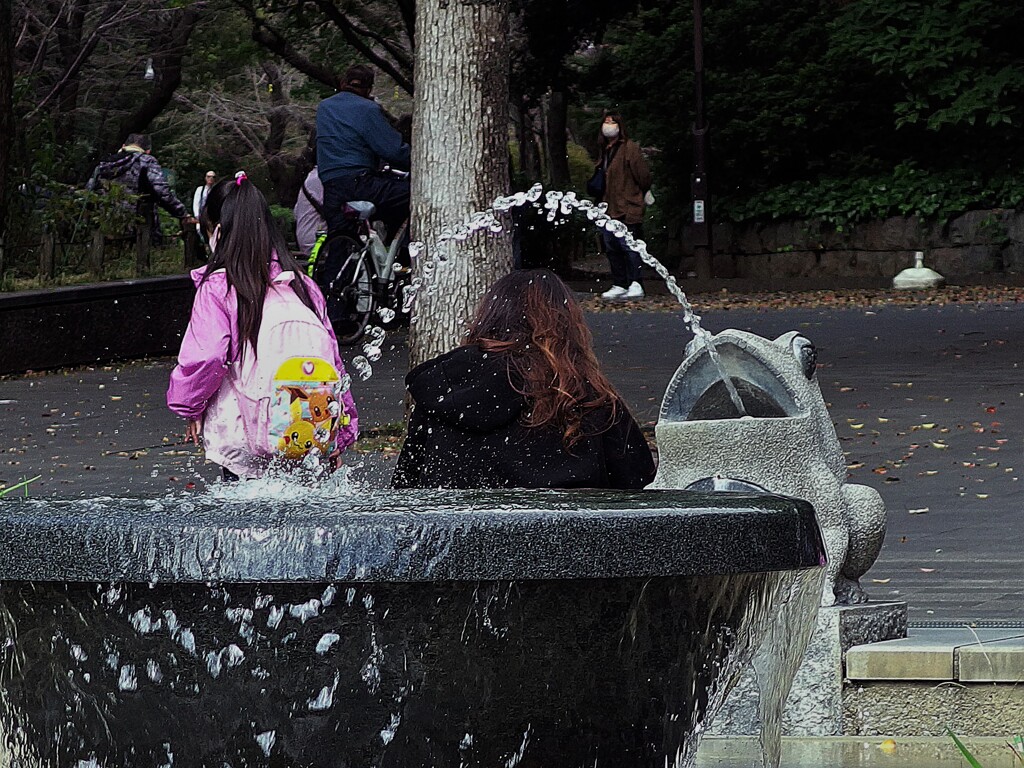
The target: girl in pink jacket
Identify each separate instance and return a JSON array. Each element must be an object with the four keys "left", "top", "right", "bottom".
[{"left": 167, "top": 172, "right": 358, "bottom": 480}]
